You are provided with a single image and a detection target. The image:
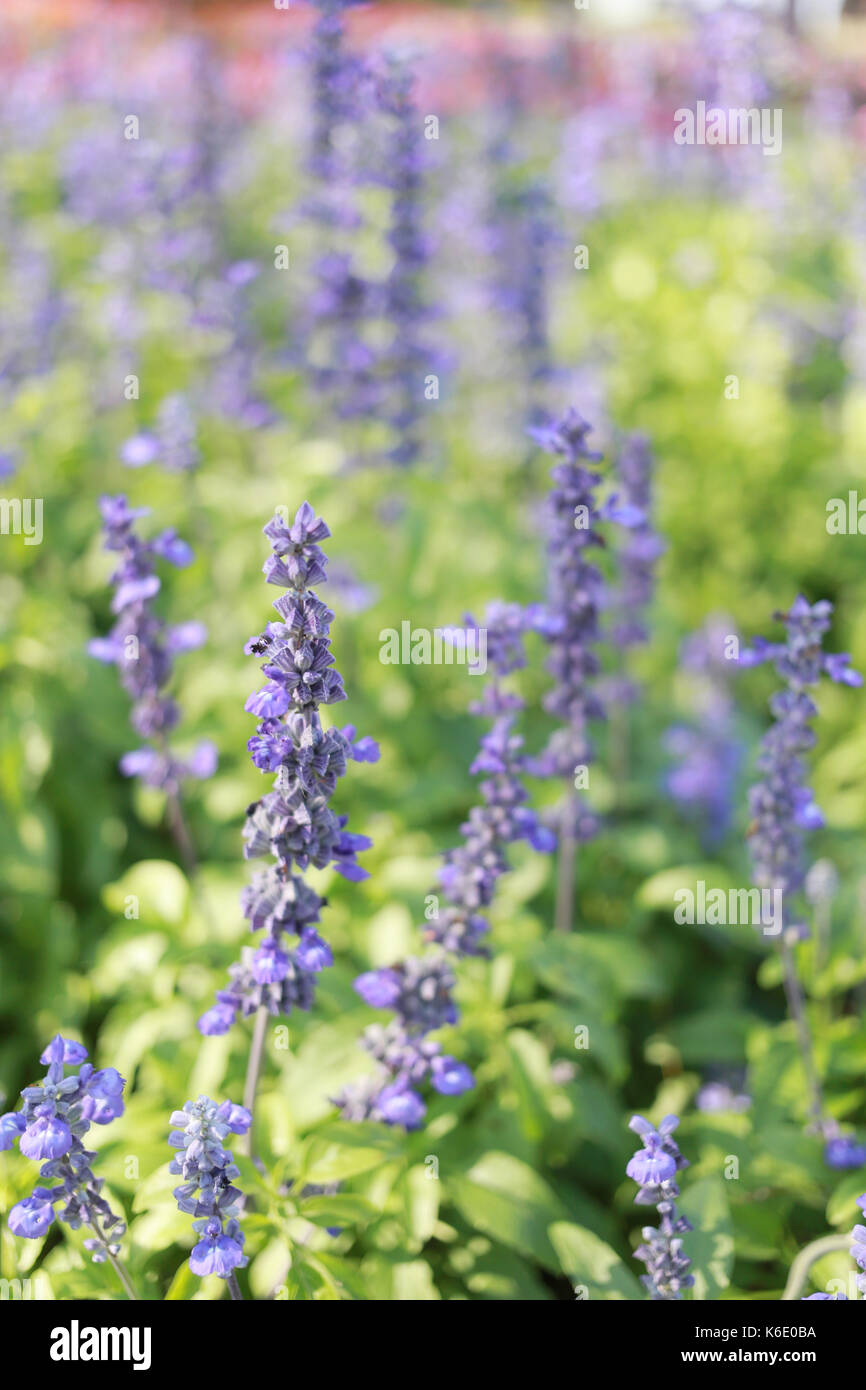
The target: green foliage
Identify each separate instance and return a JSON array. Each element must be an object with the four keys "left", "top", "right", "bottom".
[{"left": 1, "top": 55, "right": 865, "bottom": 1303}]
